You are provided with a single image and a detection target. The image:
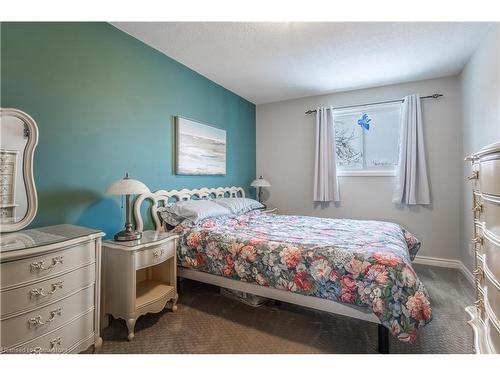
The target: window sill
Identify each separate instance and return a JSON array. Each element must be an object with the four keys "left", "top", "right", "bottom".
[{"left": 337, "top": 170, "right": 396, "bottom": 177}]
